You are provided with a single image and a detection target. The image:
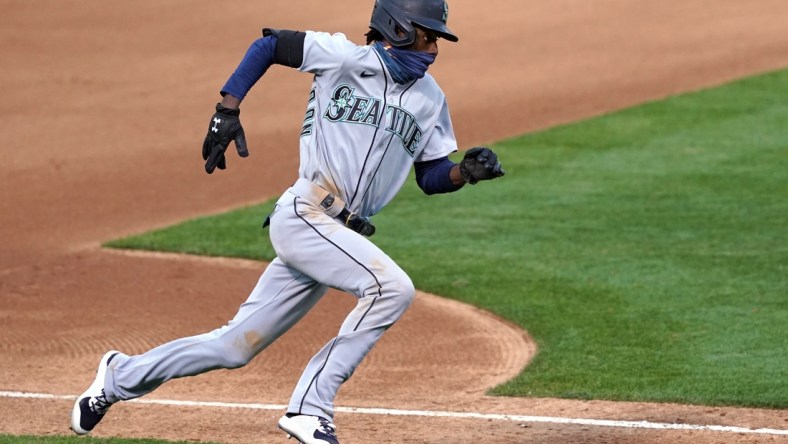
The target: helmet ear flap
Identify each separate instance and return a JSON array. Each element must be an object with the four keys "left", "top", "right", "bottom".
[
  {"left": 389, "top": 18, "right": 416, "bottom": 46},
  {"left": 370, "top": 0, "right": 417, "bottom": 47}
]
